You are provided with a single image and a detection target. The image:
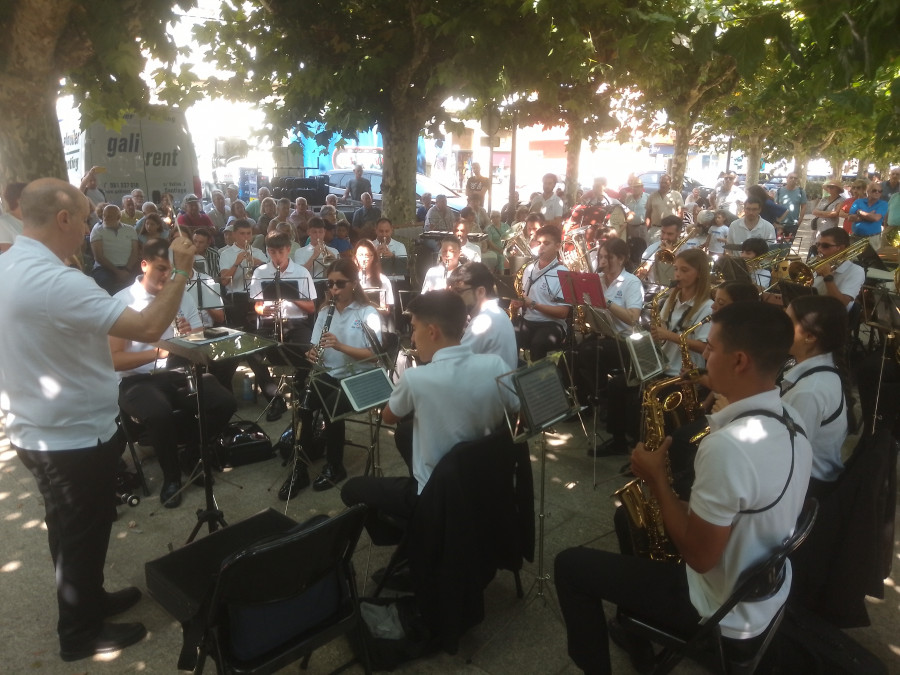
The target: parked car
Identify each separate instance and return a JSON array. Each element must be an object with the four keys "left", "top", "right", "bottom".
[
  {"left": 322, "top": 169, "right": 468, "bottom": 213},
  {"left": 618, "top": 171, "right": 714, "bottom": 202}
]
